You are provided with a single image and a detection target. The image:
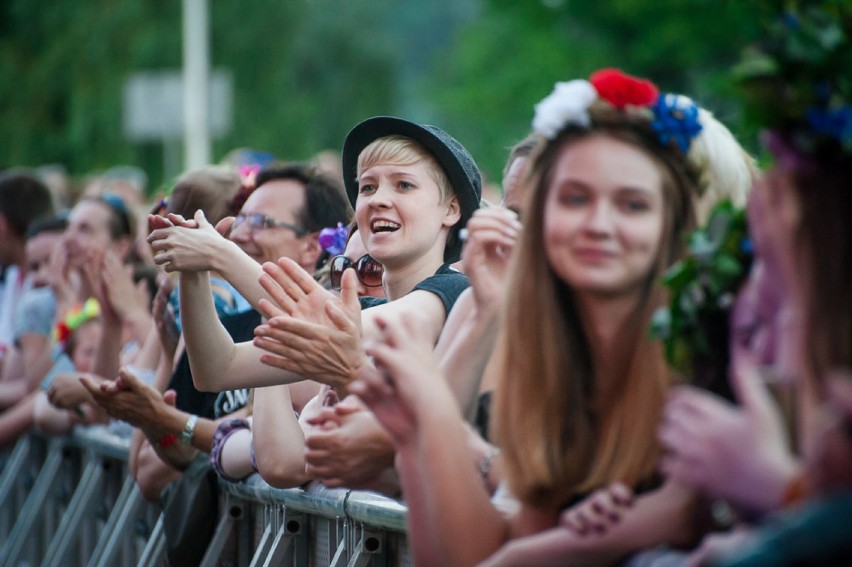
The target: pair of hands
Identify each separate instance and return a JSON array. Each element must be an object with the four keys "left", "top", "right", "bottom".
[
  {"left": 658, "top": 347, "right": 800, "bottom": 515},
  {"left": 148, "top": 210, "right": 233, "bottom": 273},
  {"left": 151, "top": 210, "right": 367, "bottom": 391},
  {"left": 300, "top": 394, "right": 396, "bottom": 491},
  {"left": 81, "top": 367, "right": 176, "bottom": 440}
]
